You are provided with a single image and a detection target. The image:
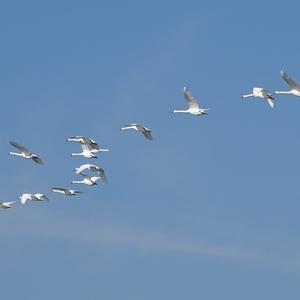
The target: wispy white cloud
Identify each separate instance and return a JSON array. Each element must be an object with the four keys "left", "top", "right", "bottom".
[{"left": 2, "top": 210, "right": 300, "bottom": 272}]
